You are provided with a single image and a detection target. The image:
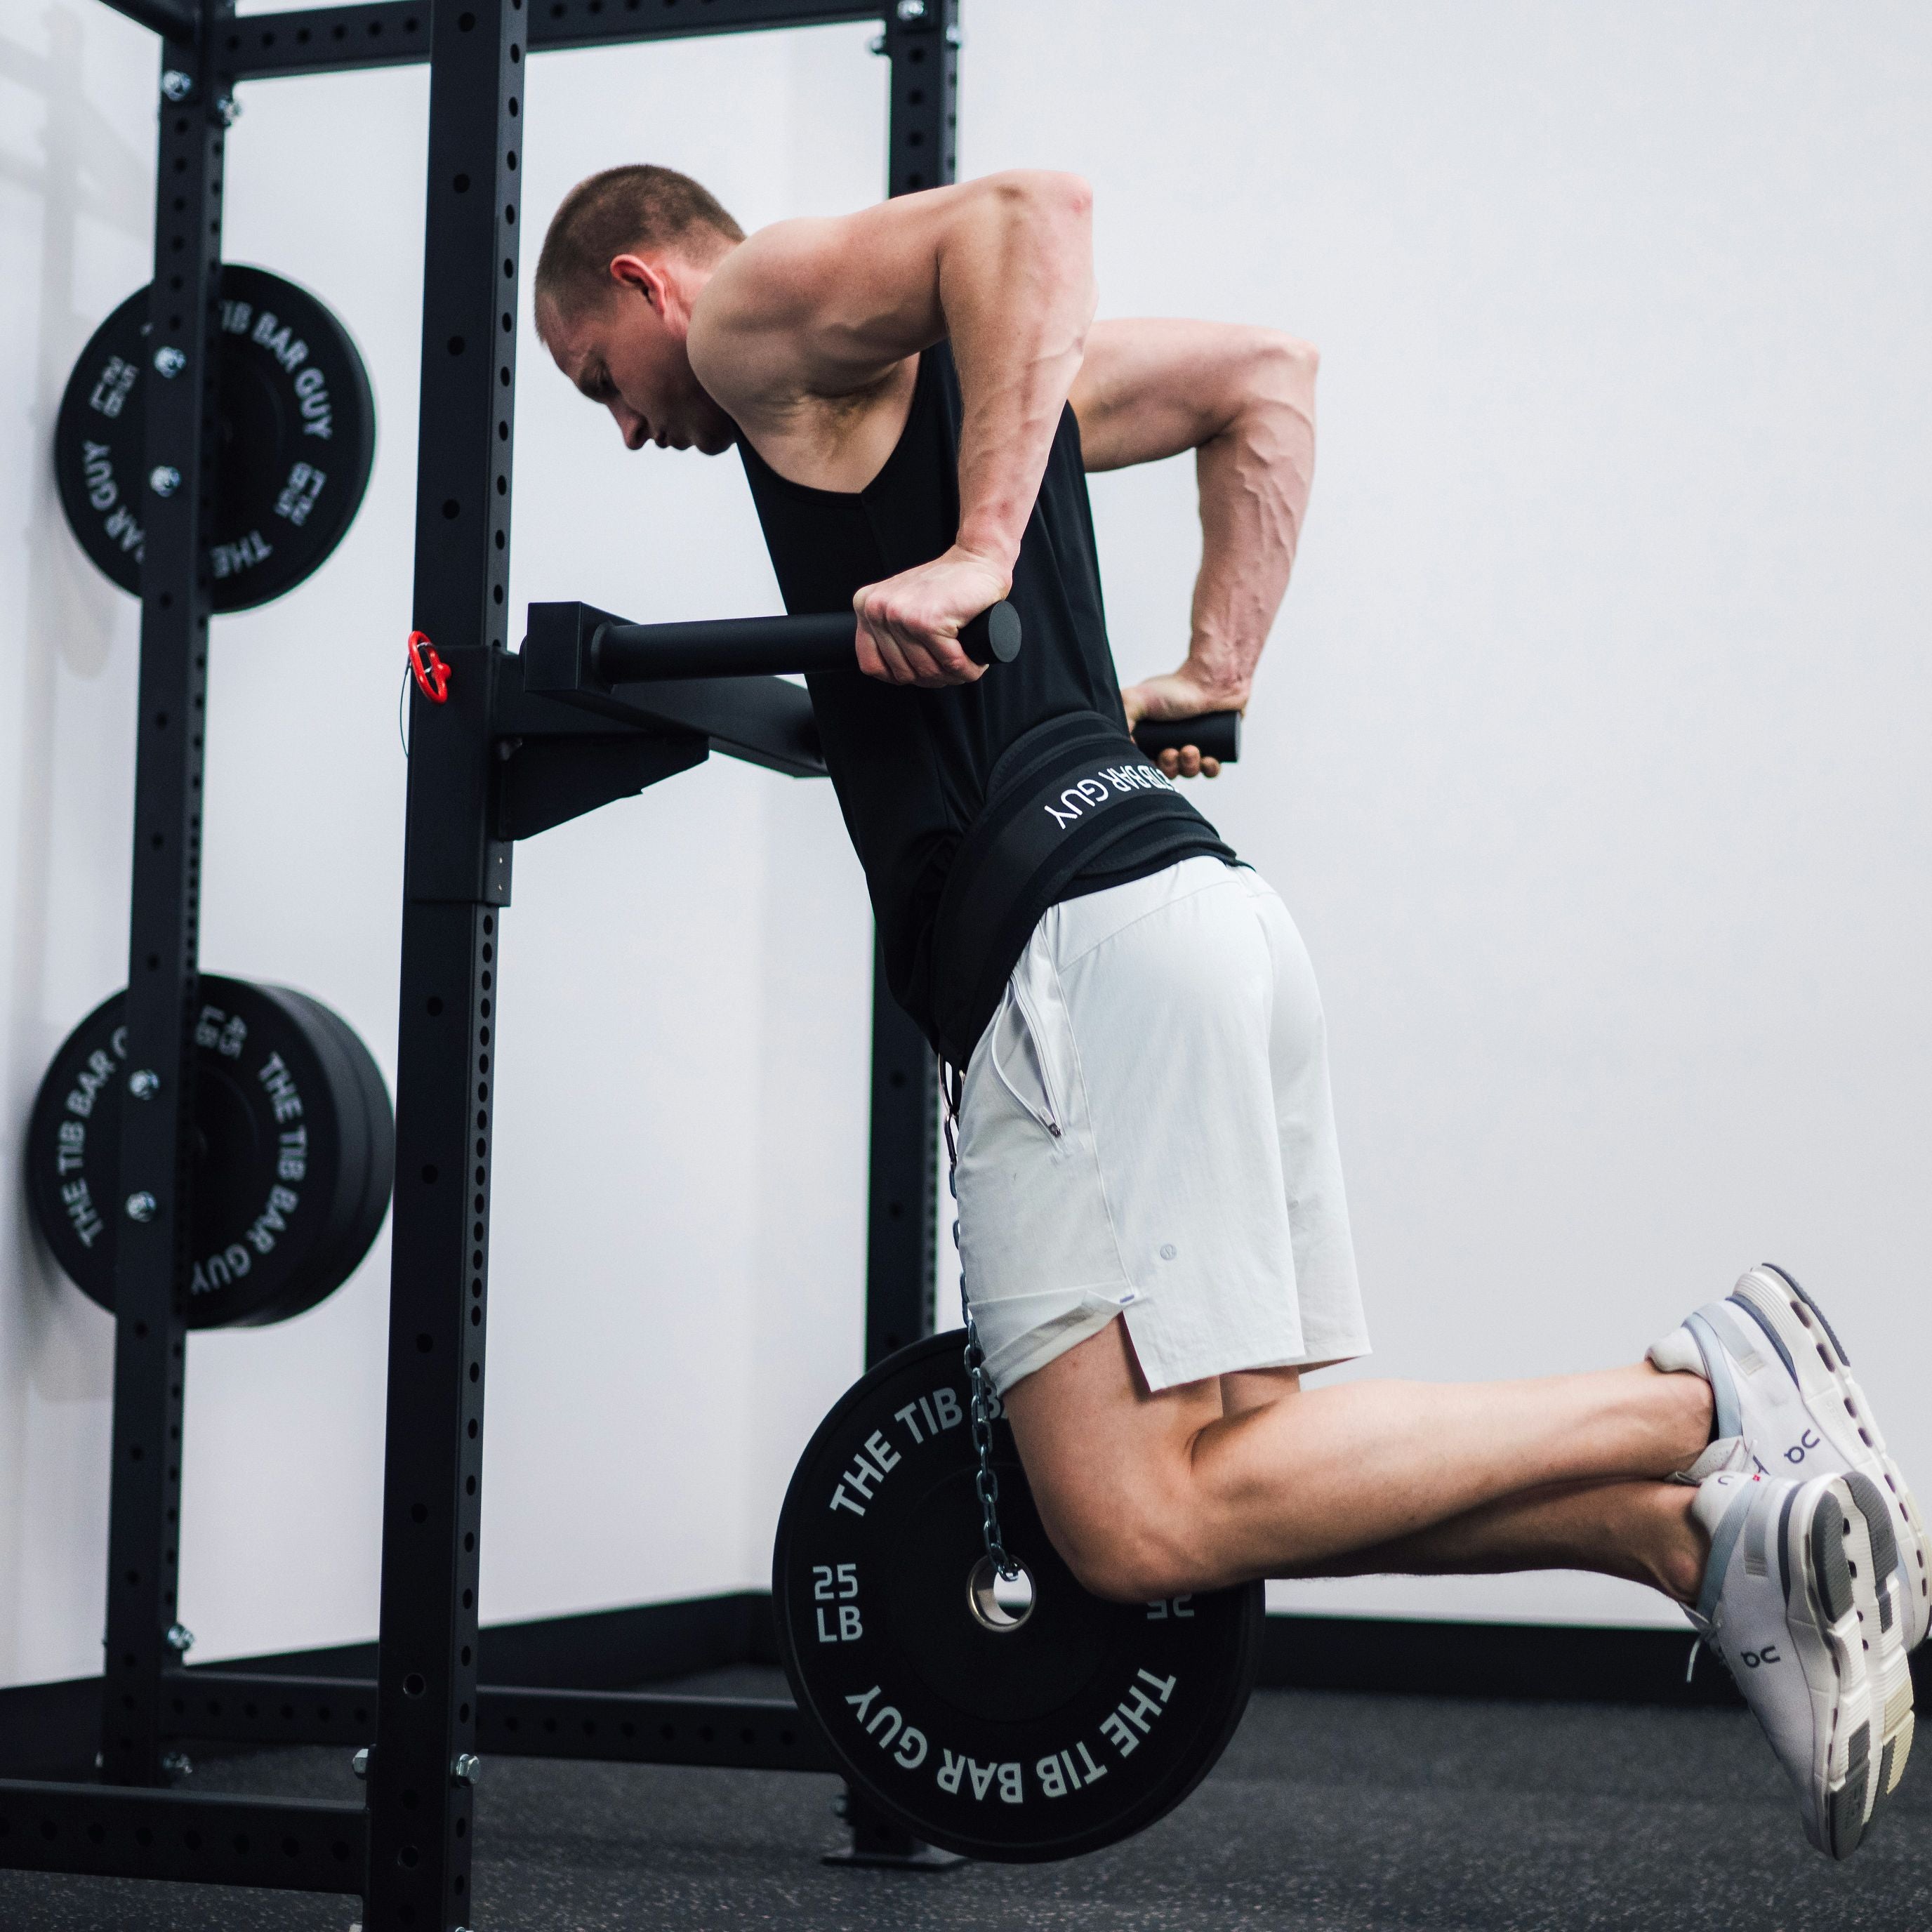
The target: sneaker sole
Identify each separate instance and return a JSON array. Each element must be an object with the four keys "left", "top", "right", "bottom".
[
  {"left": 1732, "top": 1264, "right": 1932, "bottom": 1651},
  {"left": 1838, "top": 1470, "right": 1915, "bottom": 1830},
  {"left": 1784, "top": 1476, "right": 1875, "bottom": 1859}
]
